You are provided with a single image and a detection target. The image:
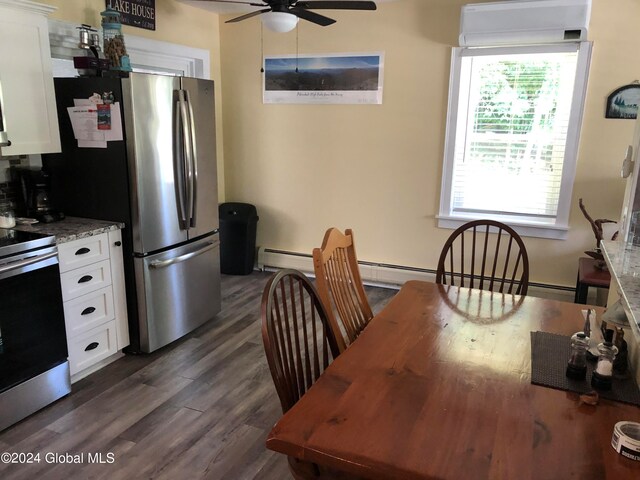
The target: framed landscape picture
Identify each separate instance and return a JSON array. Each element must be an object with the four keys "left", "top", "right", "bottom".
[
  {"left": 263, "top": 52, "right": 384, "bottom": 105},
  {"left": 606, "top": 83, "right": 640, "bottom": 119}
]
